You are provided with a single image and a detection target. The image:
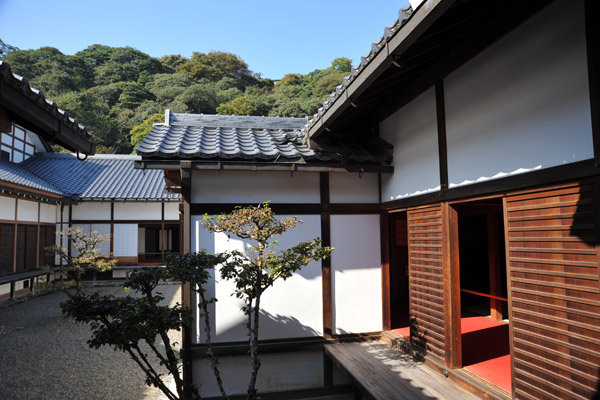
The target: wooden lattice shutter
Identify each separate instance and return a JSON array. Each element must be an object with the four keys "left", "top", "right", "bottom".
[
  {"left": 504, "top": 182, "right": 600, "bottom": 399},
  {"left": 407, "top": 205, "right": 446, "bottom": 362},
  {"left": 0, "top": 224, "right": 14, "bottom": 276}
]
